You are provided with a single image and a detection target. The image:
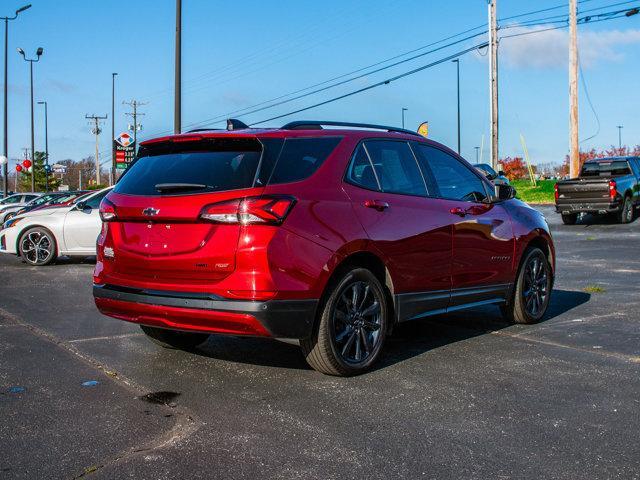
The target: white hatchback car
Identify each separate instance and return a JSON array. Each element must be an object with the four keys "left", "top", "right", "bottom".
[{"left": 0, "top": 187, "right": 112, "bottom": 266}]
